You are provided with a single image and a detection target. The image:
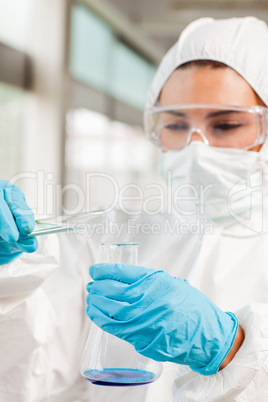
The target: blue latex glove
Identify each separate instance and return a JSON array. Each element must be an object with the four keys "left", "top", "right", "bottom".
[
  {"left": 86, "top": 263, "right": 238, "bottom": 376},
  {"left": 0, "top": 181, "right": 38, "bottom": 265}
]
